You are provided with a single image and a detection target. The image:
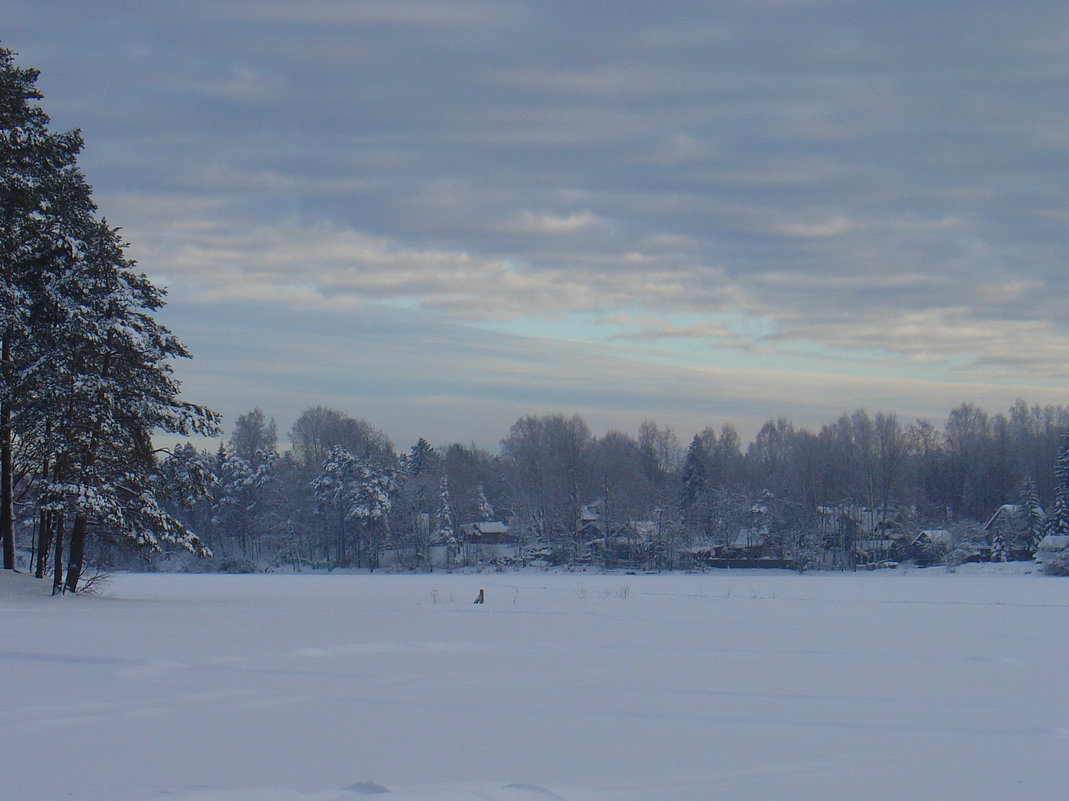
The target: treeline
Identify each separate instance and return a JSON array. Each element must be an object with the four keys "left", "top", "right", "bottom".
[{"left": 39, "top": 399, "right": 1066, "bottom": 575}]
